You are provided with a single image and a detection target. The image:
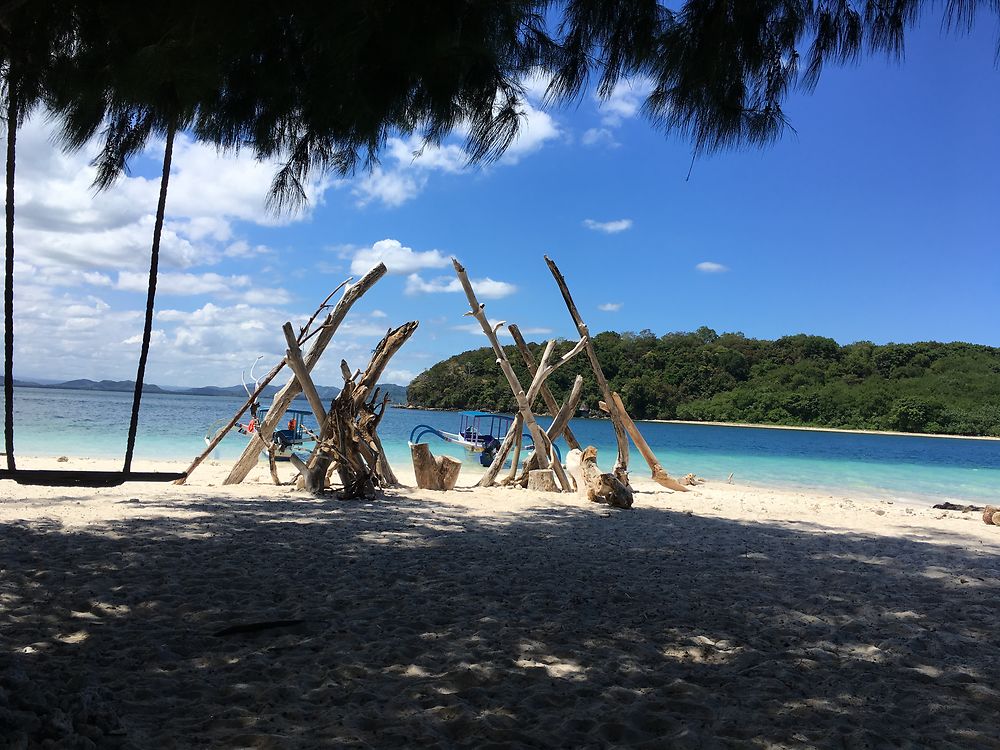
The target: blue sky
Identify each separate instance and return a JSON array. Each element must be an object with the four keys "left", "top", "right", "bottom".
[{"left": 6, "top": 17, "right": 998, "bottom": 387}]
